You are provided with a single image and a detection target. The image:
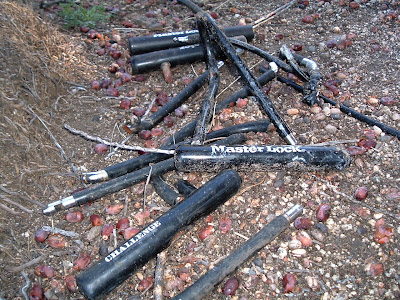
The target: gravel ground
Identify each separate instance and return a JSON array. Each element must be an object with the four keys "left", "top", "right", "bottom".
[{"left": 0, "top": 0, "right": 399, "bottom": 299}]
